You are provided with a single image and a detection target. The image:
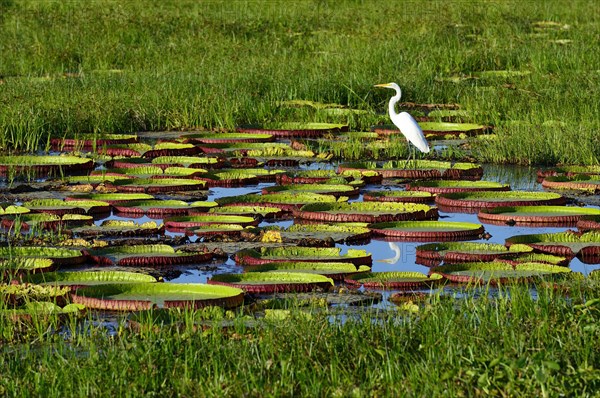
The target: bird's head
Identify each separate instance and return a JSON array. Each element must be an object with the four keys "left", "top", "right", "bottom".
[{"left": 374, "top": 82, "right": 399, "bottom": 90}]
